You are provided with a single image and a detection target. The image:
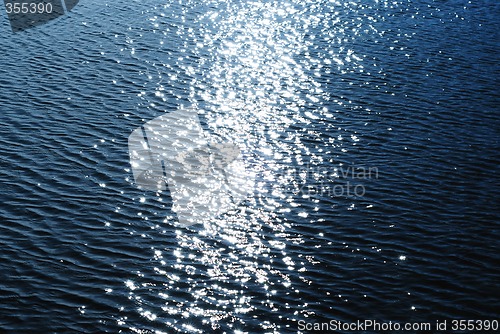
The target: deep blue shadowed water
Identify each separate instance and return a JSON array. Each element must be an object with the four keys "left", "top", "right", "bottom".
[{"left": 0, "top": 0, "right": 499, "bottom": 333}]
